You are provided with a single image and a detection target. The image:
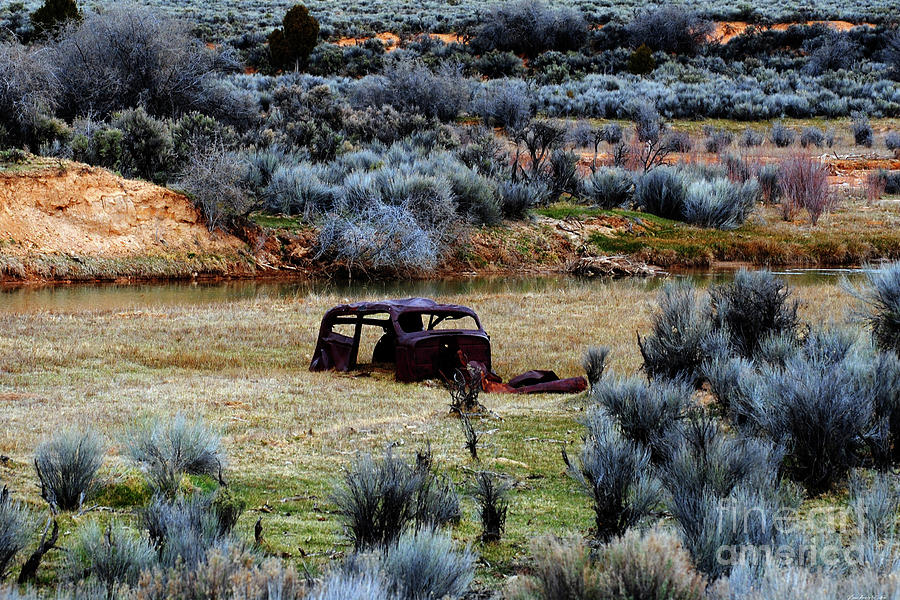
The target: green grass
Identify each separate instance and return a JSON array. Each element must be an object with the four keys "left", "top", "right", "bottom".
[{"left": 250, "top": 213, "right": 306, "bottom": 231}]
